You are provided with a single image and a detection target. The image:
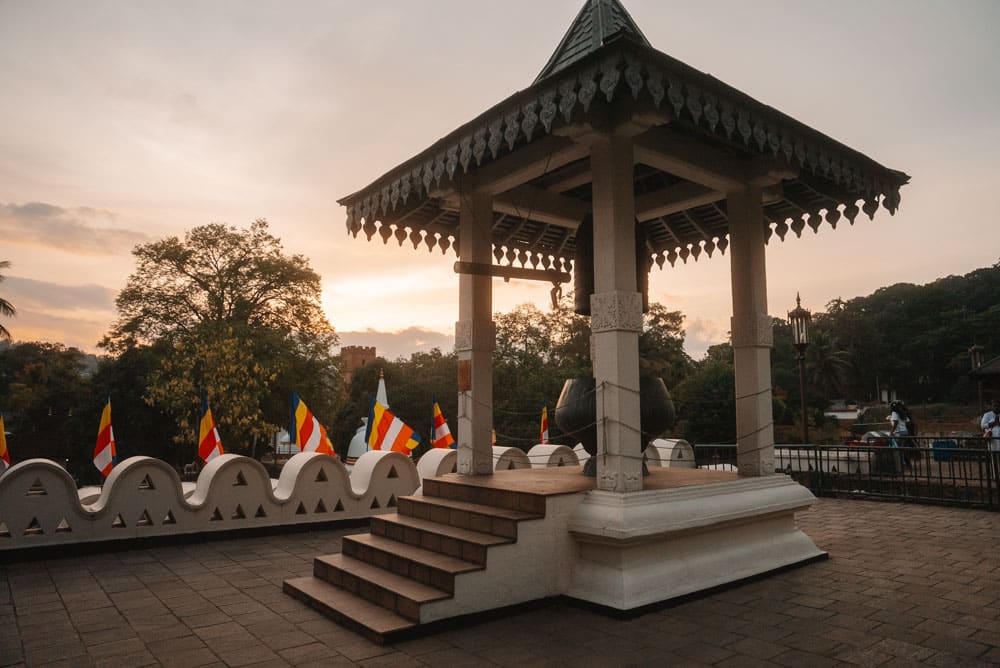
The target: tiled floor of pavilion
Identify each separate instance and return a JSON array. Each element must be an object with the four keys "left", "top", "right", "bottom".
[{"left": 1, "top": 497, "right": 997, "bottom": 667}]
